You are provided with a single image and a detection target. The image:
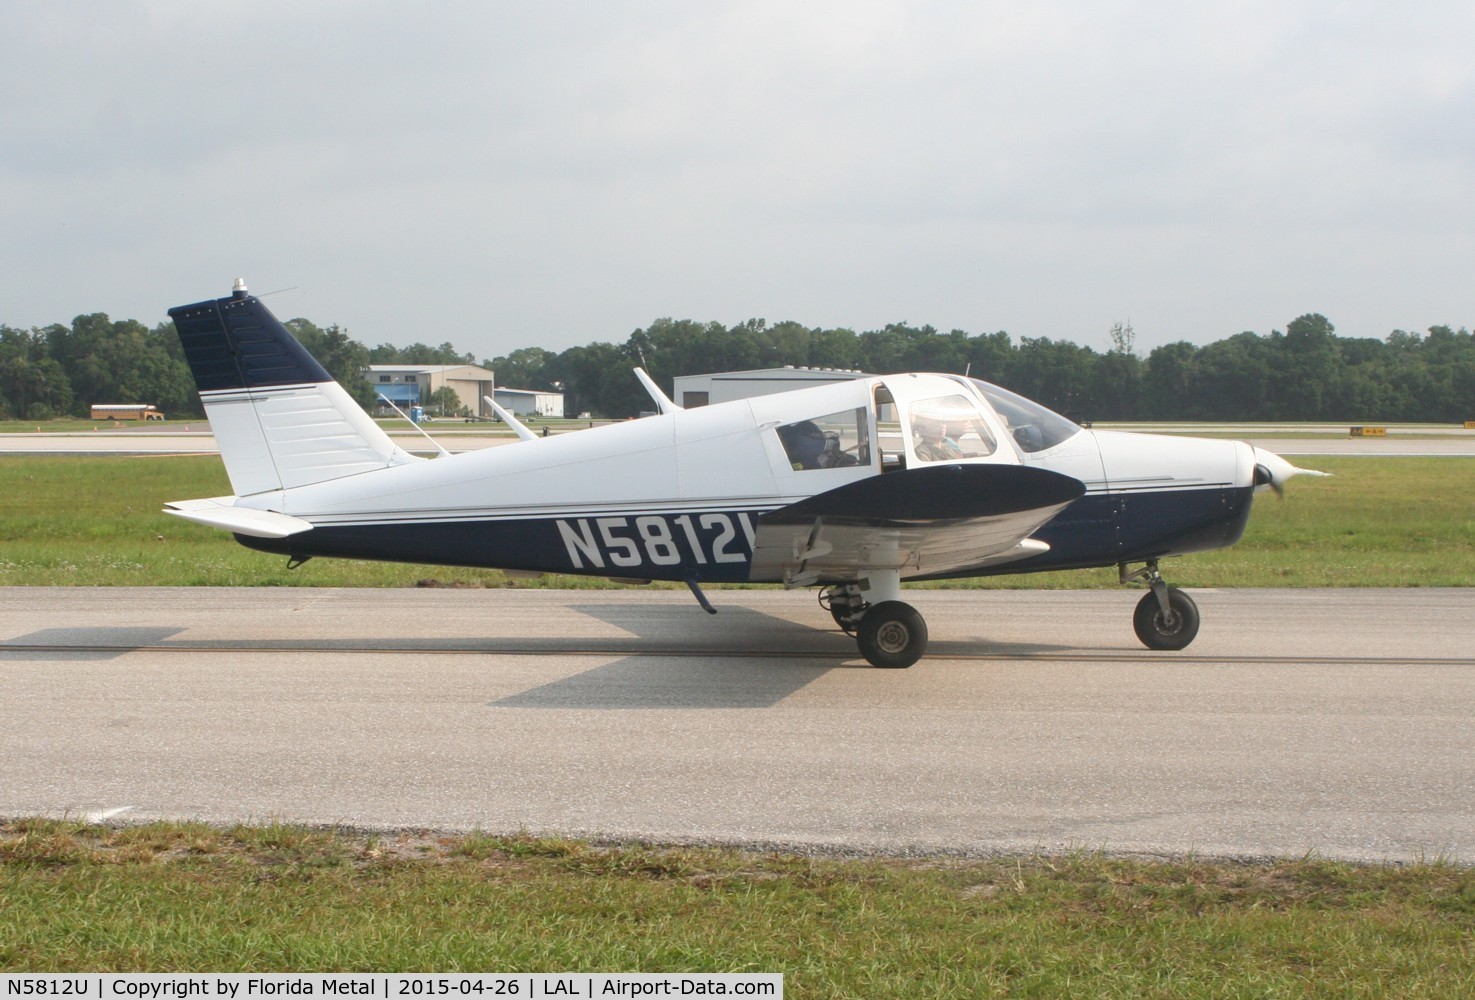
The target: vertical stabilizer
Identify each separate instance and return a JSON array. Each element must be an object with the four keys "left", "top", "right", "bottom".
[{"left": 168, "top": 282, "right": 421, "bottom": 496}]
